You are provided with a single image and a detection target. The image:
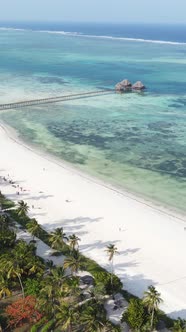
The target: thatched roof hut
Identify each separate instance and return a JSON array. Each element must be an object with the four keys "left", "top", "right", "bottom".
[
  {"left": 121, "top": 79, "right": 132, "bottom": 88},
  {"left": 115, "top": 79, "right": 132, "bottom": 91},
  {"left": 132, "top": 81, "right": 145, "bottom": 90}
]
